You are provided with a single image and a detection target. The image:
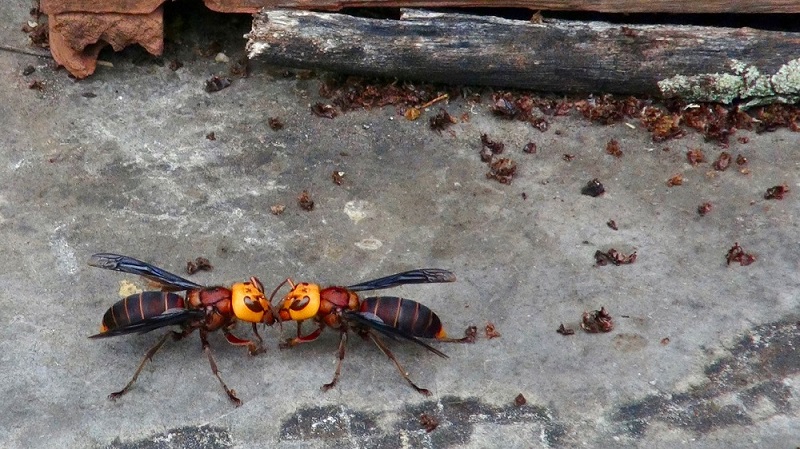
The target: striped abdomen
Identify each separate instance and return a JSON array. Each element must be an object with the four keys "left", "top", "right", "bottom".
[
  {"left": 360, "top": 296, "right": 445, "bottom": 339},
  {"left": 100, "top": 291, "right": 185, "bottom": 332}
]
